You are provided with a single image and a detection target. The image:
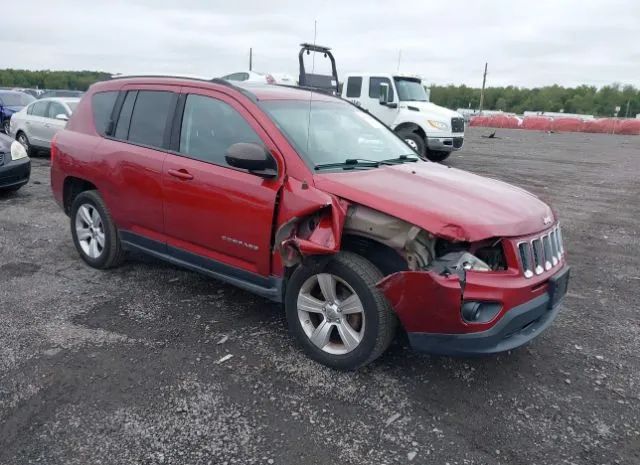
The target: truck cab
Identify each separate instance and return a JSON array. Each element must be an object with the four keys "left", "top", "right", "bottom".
[{"left": 340, "top": 73, "right": 464, "bottom": 162}]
